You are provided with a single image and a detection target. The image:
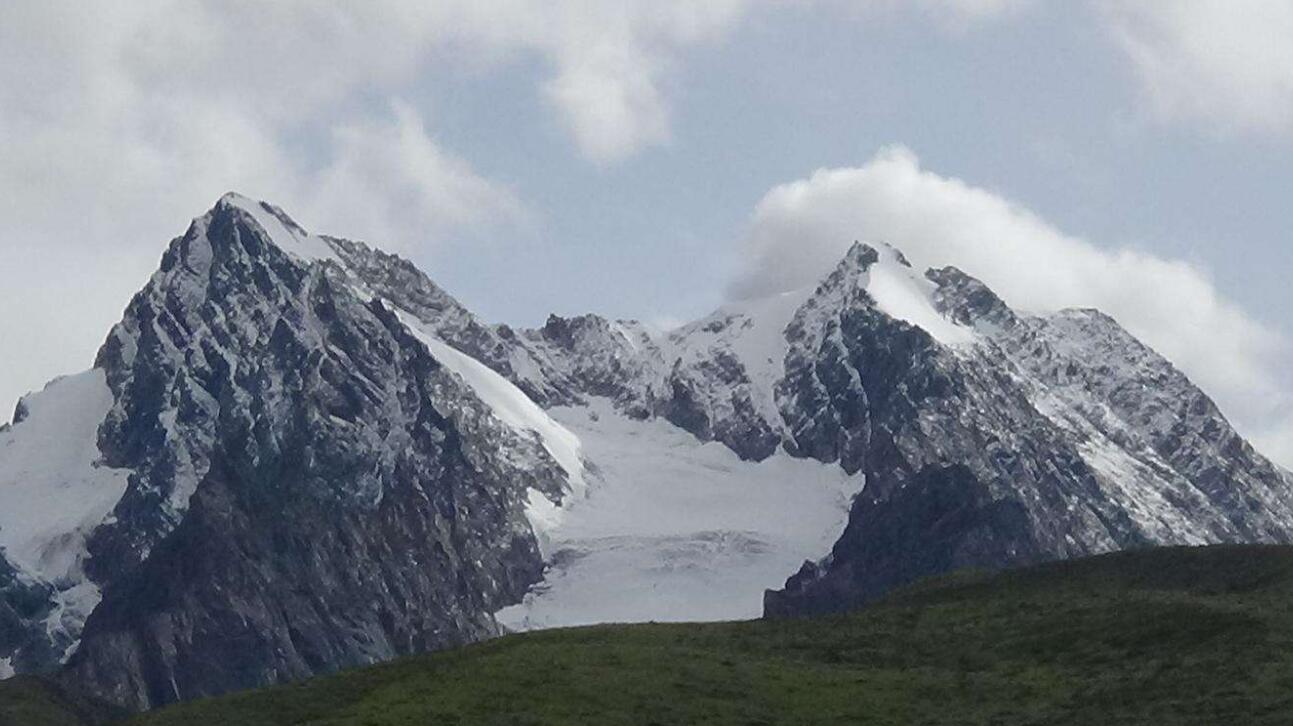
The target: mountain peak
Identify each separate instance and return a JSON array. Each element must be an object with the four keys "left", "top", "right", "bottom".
[
  {"left": 208, "top": 193, "right": 340, "bottom": 265},
  {"left": 818, "top": 241, "right": 977, "bottom": 347},
  {"left": 925, "top": 266, "right": 1017, "bottom": 329},
  {"left": 841, "top": 240, "right": 882, "bottom": 271}
]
